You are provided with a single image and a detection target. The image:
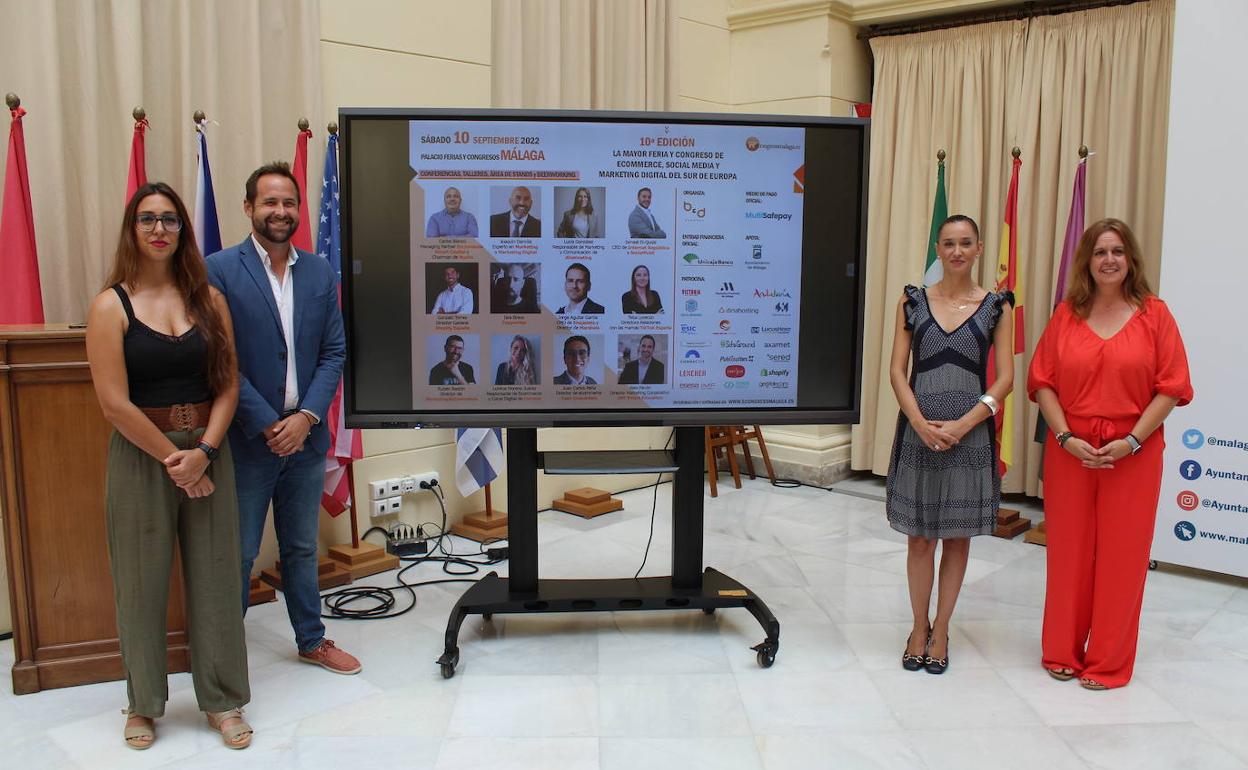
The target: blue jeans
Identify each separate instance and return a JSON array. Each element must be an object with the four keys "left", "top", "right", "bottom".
[{"left": 235, "top": 444, "right": 325, "bottom": 653}]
